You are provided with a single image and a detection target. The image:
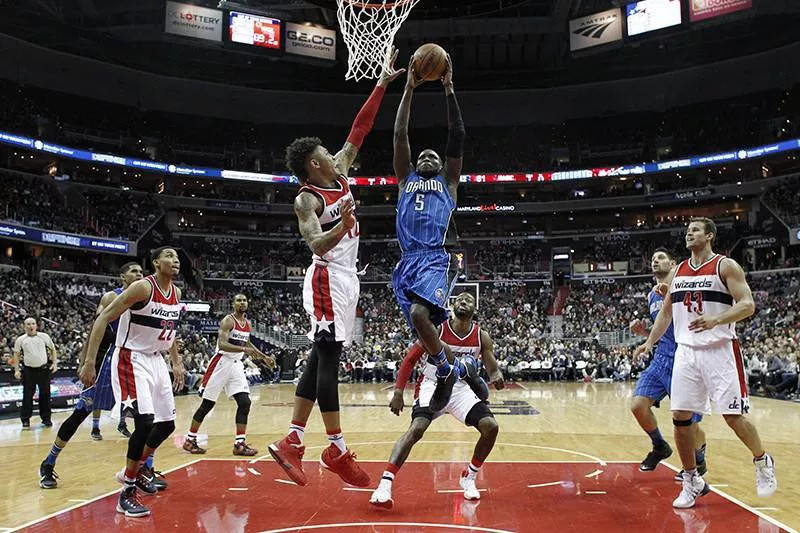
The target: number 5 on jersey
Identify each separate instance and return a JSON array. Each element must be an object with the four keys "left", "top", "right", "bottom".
[
  {"left": 414, "top": 193, "right": 424, "bottom": 211},
  {"left": 683, "top": 291, "right": 704, "bottom": 314}
]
